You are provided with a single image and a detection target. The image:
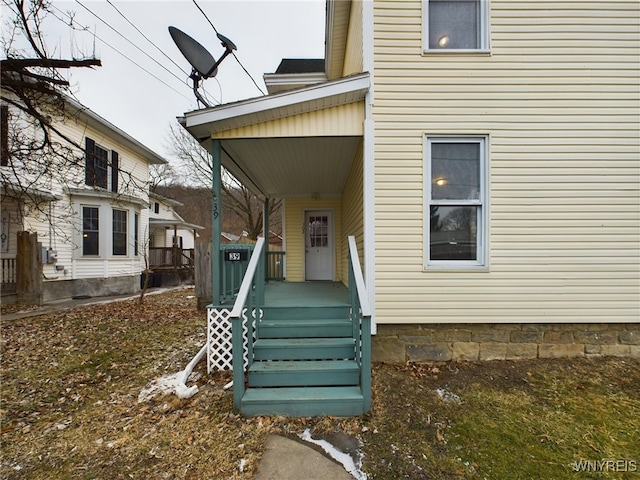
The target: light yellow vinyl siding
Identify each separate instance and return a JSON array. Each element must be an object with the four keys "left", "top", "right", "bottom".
[
  {"left": 213, "top": 103, "right": 364, "bottom": 139},
  {"left": 284, "top": 198, "right": 343, "bottom": 282},
  {"left": 341, "top": 141, "right": 365, "bottom": 283},
  {"left": 373, "top": 0, "right": 640, "bottom": 324},
  {"left": 344, "top": 1, "right": 364, "bottom": 76}
]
